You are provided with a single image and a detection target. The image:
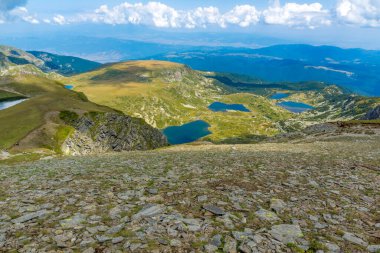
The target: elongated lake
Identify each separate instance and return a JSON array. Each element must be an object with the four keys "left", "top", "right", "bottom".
[
  {"left": 277, "top": 101, "right": 314, "bottom": 113},
  {"left": 209, "top": 102, "right": 250, "bottom": 112},
  {"left": 163, "top": 120, "right": 211, "bottom": 145},
  {"left": 0, "top": 99, "right": 27, "bottom": 111},
  {"left": 270, "top": 93, "right": 290, "bottom": 100}
]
